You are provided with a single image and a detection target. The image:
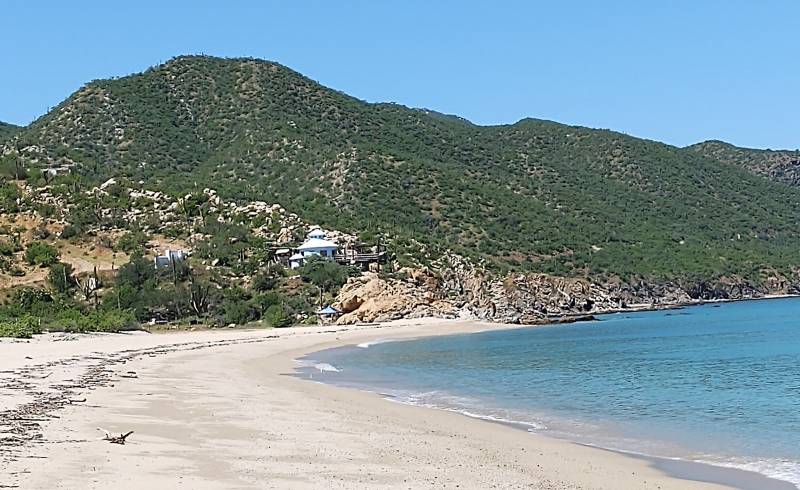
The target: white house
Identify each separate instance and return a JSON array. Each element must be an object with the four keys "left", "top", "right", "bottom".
[
  {"left": 289, "top": 228, "right": 338, "bottom": 269},
  {"left": 307, "top": 228, "right": 326, "bottom": 240}
]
